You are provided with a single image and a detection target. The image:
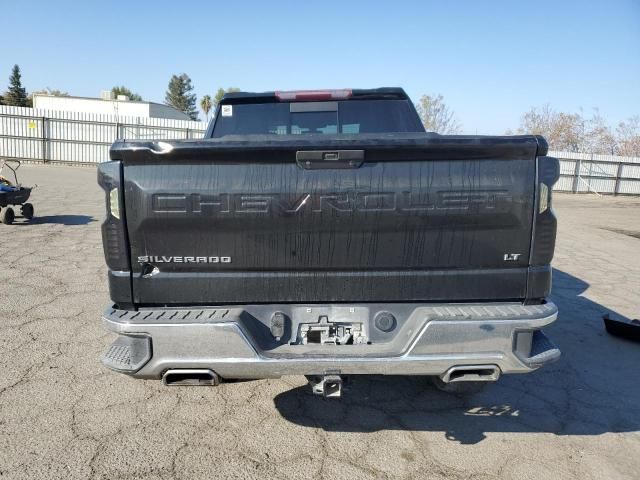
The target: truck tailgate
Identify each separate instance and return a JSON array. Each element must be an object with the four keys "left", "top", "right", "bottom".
[{"left": 112, "top": 134, "right": 539, "bottom": 305}]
